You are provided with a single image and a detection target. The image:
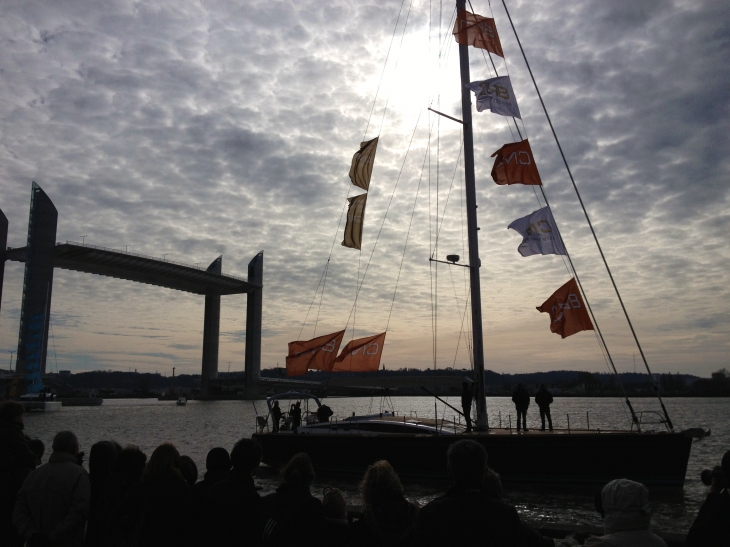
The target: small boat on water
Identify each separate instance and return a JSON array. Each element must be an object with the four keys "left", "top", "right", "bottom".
[
  {"left": 254, "top": 0, "right": 705, "bottom": 487},
  {"left": 19, "top": 391, "right": 62, "bottom": 412},
  {"left": 176, "top": 396, "right": 187, "bottom": 406}
]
